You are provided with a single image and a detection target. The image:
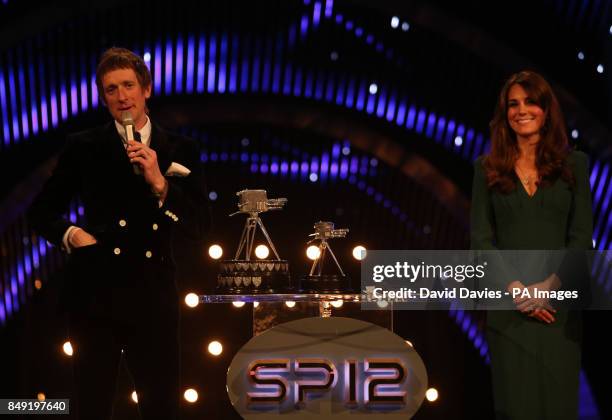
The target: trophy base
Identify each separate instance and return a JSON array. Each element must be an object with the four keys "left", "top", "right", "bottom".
[
  {"left": 299, "top": 274, "right": 352, "bottom": 294},
  {"left": 217, "top": 260, "right": 292, "bottom": 294}
]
